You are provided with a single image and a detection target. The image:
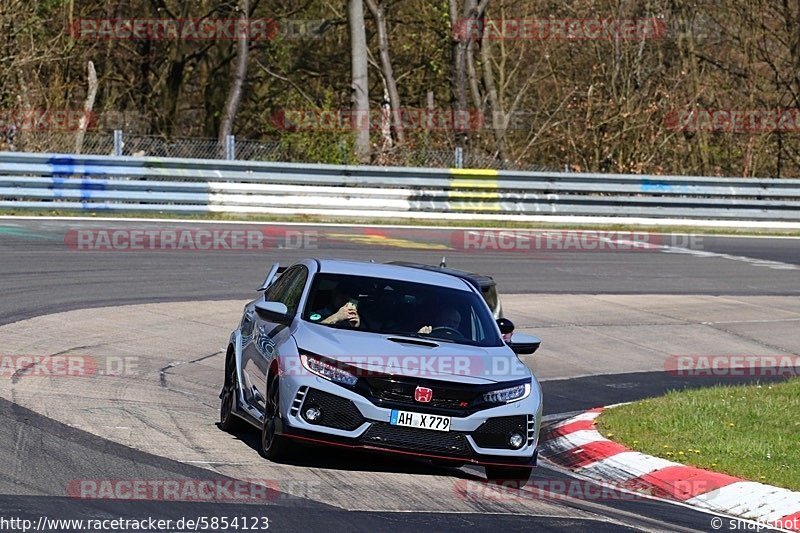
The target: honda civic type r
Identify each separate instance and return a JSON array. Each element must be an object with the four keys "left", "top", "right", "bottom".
[{"left": 219, "top": 259, "right": 542, "bottom": 481}]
